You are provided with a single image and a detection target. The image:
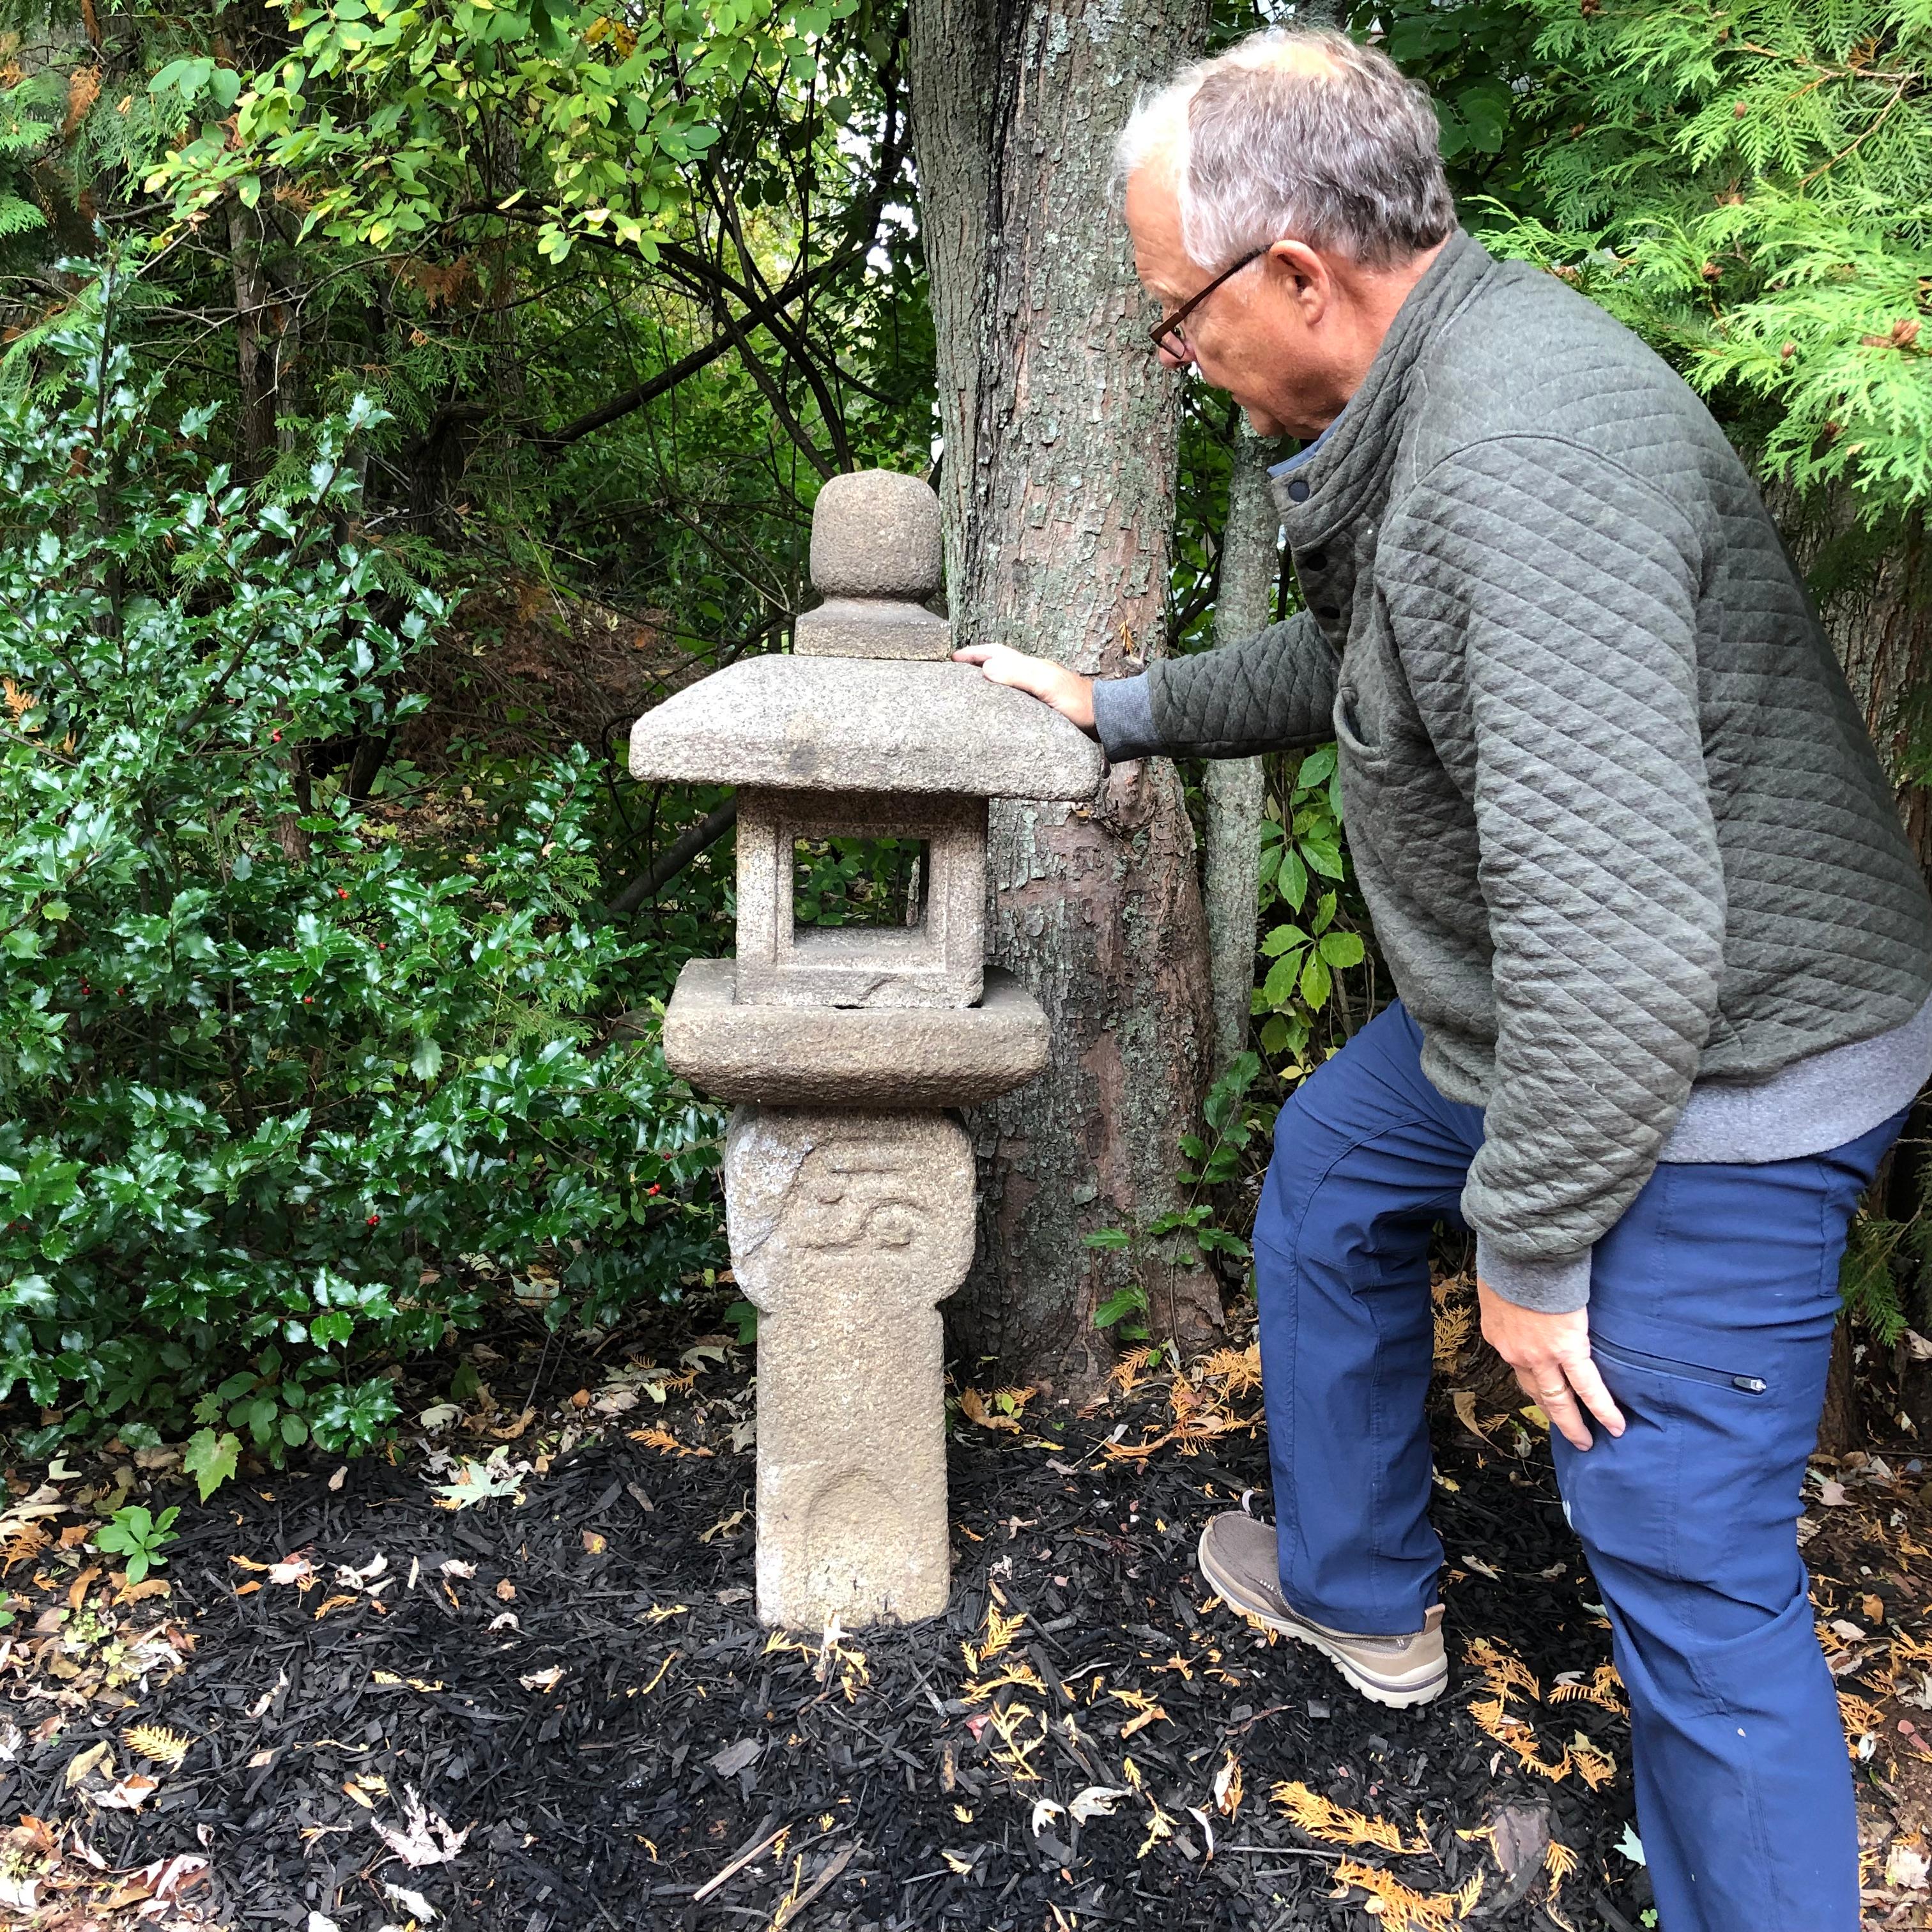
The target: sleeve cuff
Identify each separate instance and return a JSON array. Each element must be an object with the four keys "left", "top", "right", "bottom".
[
  {"left": 1474, "top": 1235, "right": 1594, "bottom": 1314},
  {"left": 1089, "top": 673, "right": 1165, "bottom": 763}
]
